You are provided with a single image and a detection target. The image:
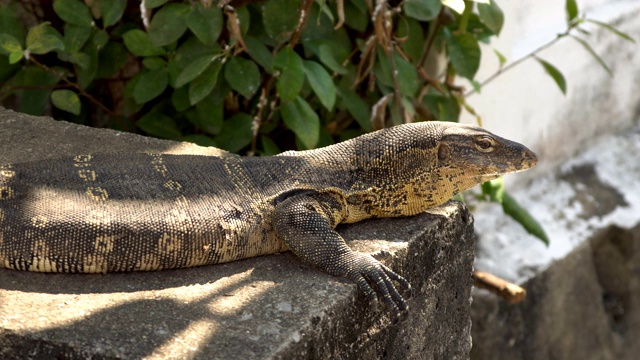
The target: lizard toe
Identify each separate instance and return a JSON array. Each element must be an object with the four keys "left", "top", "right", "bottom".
[{"left": 346, "top": 254, "right": 410, "bottom": 322}]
